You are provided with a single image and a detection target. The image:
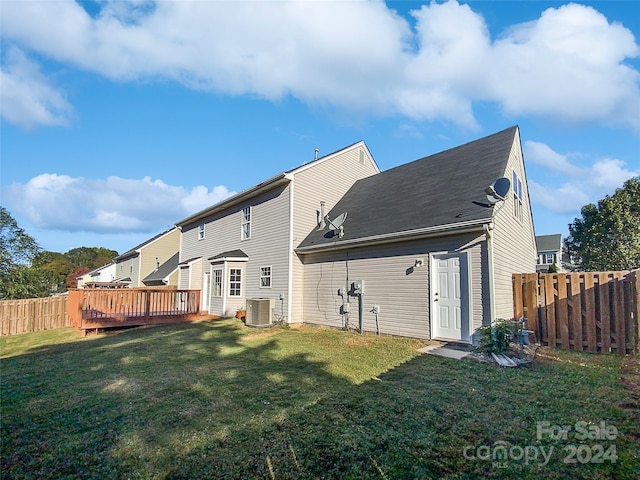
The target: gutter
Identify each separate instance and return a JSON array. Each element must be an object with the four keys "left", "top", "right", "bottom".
[
  {"left": 176, "top": 173, "right": 290, "bottom": 227},
  {"left": 295, "top": 218, "right": 491, "bottom": 254}
]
